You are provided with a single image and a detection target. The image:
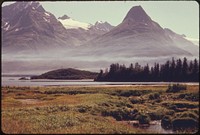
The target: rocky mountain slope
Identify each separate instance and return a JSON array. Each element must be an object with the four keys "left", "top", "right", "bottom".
[
  {"left": 2, "top": 2, "right": 199, "bottom": 74},
  {"left": 58, "top": 15, "right": 114, "bottom": 44},
  {"left": 80, "top": 6, "right": 198, "bottom": 57},
  {"left": 2, "top": 2, "right": 75, "bottom": 54}
]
